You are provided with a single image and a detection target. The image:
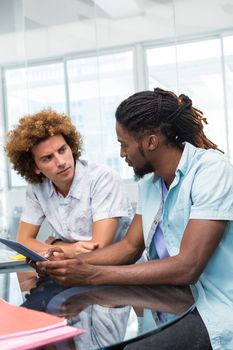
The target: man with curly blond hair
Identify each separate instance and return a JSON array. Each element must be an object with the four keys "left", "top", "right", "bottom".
[{"left": 5, "top": 109, "right": 132, "bottom": 254}]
